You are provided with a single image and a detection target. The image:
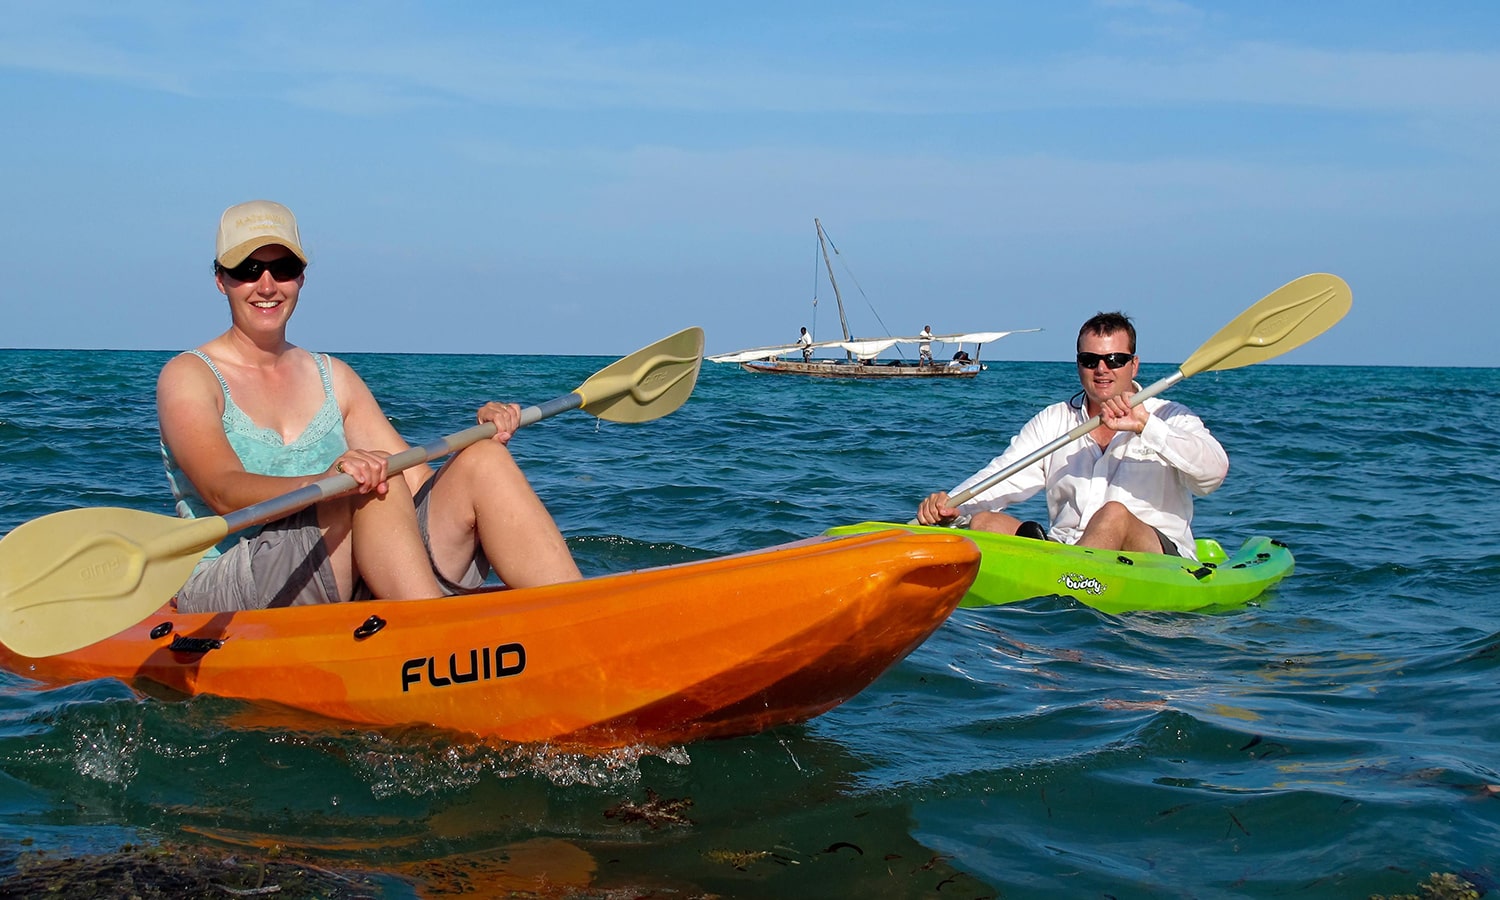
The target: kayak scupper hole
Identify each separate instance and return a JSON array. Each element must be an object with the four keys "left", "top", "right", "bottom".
[
  {"left": 1256, "top": 552, "right": 1271, "bottom": 560},
  {"left": 167, "top": 635, "right": 223, "bottom": 654},
  {"left": 1189, "top": 566, "right": 1213, "bottom": 580},
  {"left": 149, "top": 622, "right": 173, "bottom": 640},
  {"left": 1116, "top": 556, "right": 1134, "bottom": 565},
  {"left": 353, "top": 615, "right": 387, "bottom": 641}
]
